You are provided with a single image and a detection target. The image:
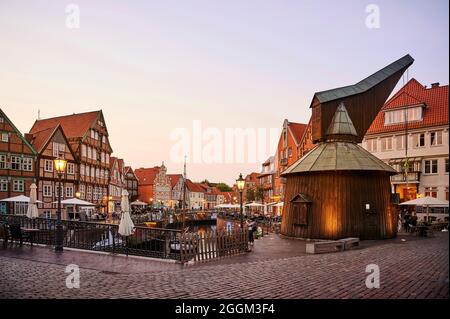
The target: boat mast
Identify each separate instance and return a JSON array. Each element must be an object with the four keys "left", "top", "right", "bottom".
[{"left": 182, "top": 155, "right": 187, "bottom": 231}]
